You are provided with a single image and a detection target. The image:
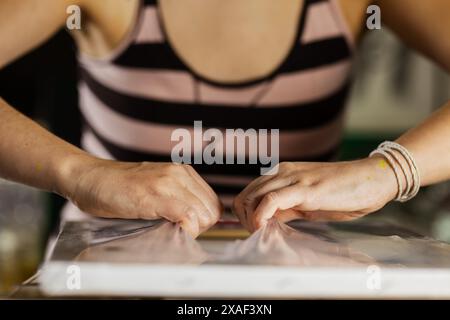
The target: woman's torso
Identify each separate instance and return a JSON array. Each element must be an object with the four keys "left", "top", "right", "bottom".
[{"left": 70, "top": 0, "right": 369, "bottom": 211}]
